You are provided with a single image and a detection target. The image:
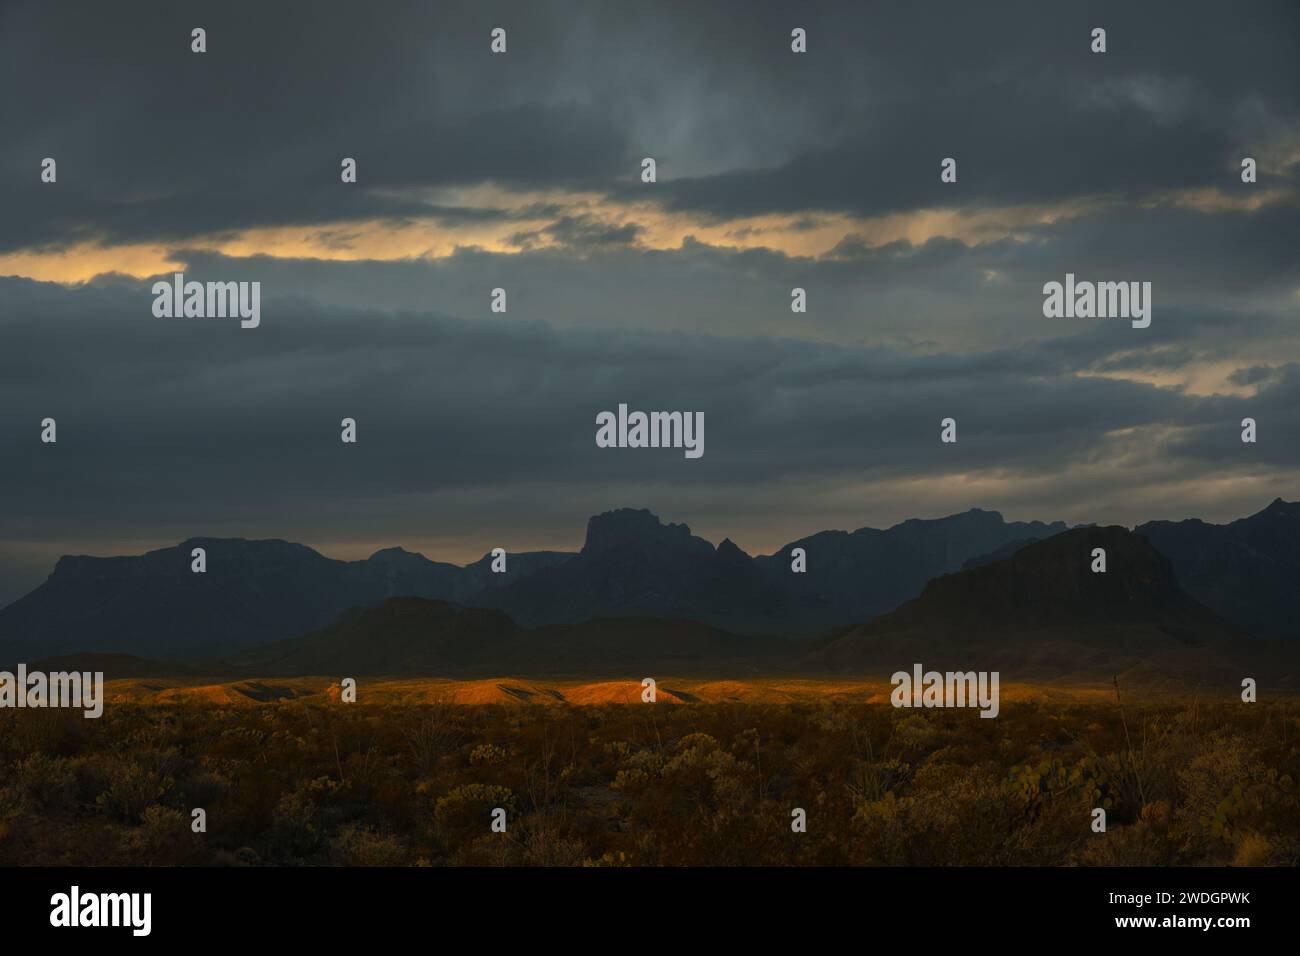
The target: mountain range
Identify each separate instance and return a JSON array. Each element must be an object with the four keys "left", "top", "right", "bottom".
[
  {"left": 1, "top": 499, "right": 1298, "bottom": 679},
  {"left": 0, "top": 505, "right": 1069, "bottom": 660},
  {"left": 99, "top": 523, "right": 1297, "bottom": 685}
]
